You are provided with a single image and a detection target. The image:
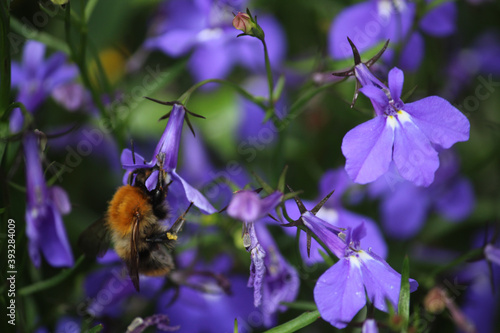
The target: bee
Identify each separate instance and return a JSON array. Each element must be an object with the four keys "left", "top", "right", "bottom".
[{"left": 78, "top": 152, "right": 192, "bottom": 292}]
